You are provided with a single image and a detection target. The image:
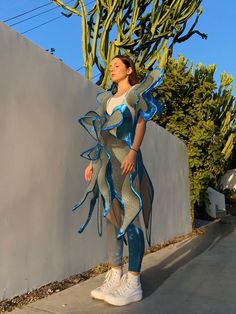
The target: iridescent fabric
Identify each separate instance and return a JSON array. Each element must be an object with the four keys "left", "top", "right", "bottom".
[{"left": 72, "top": 68, "right": 164, "bottom": 245}]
